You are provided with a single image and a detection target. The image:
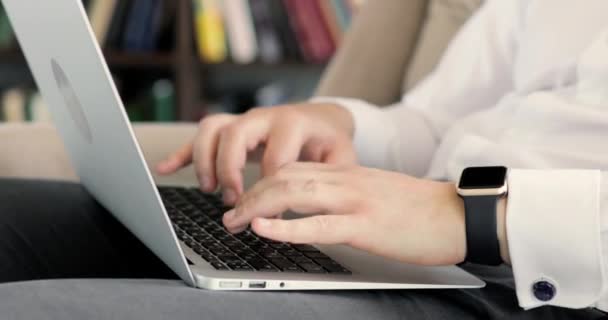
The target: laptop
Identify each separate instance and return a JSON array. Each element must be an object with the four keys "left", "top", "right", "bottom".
[{"left": 3, "top": 0, "right": 484, "bottom": 290}]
